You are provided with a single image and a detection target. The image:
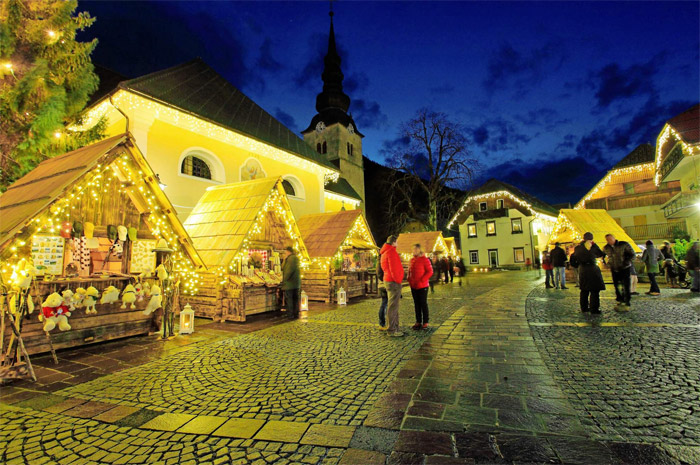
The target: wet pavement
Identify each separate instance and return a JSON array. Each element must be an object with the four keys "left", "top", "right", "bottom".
[{"left": 1, "top": 272, "right": 698, "bottom": 464}]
